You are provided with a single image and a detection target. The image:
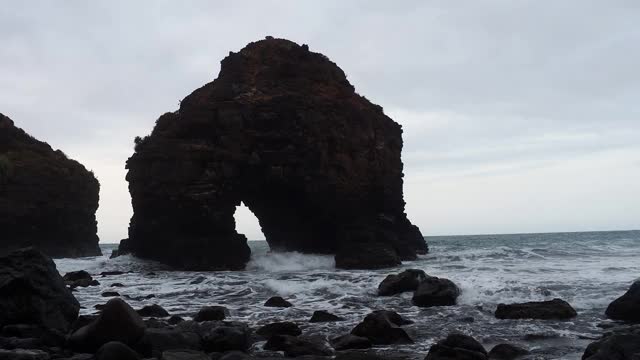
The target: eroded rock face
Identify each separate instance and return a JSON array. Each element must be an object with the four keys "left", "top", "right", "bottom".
[
  {"left": 123, "top": 37, "right": 427, "bottom": 270},
  {"left": 0, "top": 113, "right": 100, "bottom": 258}
]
